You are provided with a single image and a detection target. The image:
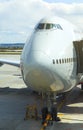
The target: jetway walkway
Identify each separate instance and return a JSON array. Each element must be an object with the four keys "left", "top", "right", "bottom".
[{"left": 73, "top": 40, "right": 83, "bottom": 74}]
